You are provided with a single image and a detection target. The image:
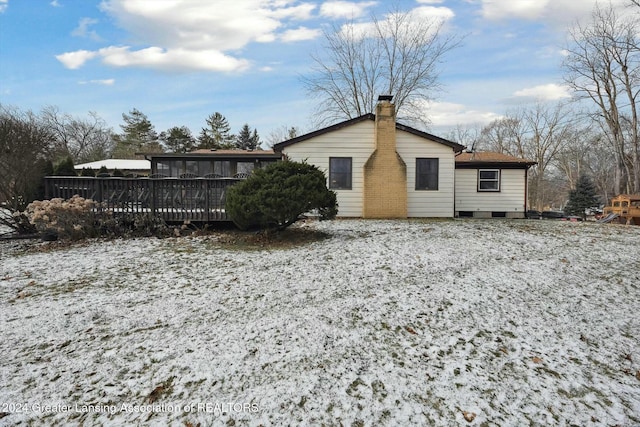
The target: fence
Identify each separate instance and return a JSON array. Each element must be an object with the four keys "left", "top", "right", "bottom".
[{"left": 44, "top": 176, "right": 243, "bottom": 222}]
